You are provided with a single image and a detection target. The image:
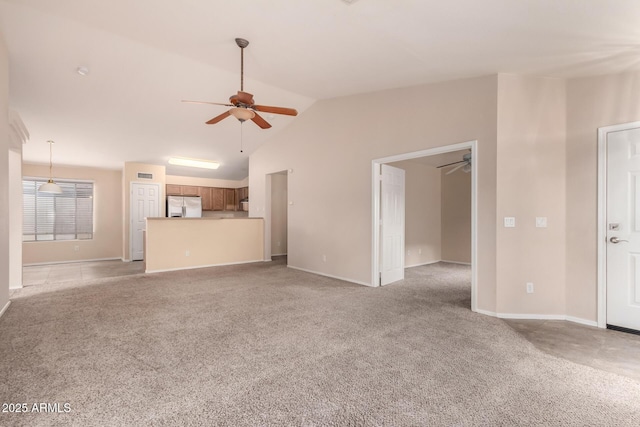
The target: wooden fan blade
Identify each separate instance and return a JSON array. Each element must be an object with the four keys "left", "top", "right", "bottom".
[
  {"left": 206, "top": 110, "right": 231, "bottom": 125},
  {"left": 251, "top": 112, "right": 272, "bottom": 129},
  {"left": 253, "top": 105, "right": 298, "bottom": 116},
  {"left": 182, "top": 100, "right": 234, "bottom": 107}
]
